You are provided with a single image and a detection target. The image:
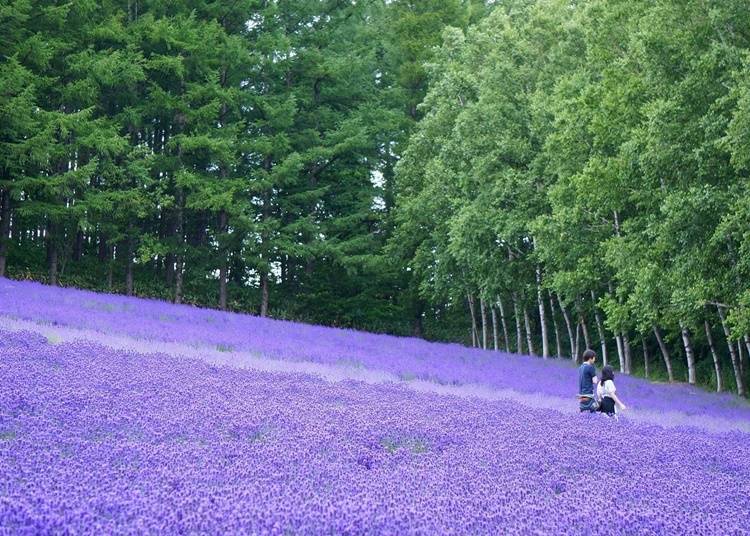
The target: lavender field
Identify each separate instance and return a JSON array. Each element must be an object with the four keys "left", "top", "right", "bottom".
[{"left": 1, "top": 279, "right": 750, "bottom": 534}]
